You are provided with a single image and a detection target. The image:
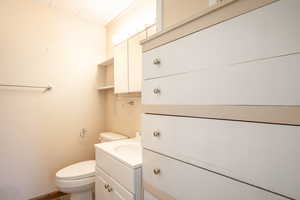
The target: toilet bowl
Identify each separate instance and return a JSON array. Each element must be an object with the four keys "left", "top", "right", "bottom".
[
  {"left": 56, "top": 132, "right": 128, "bottom": 200},
  {"left": 56, "top": 160, "right": 96, "bottom": 200}
]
